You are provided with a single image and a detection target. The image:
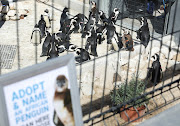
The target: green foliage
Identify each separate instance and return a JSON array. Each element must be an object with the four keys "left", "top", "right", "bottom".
[{"left": 110, "top": 76, "right": 149, "bottom": 108}]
